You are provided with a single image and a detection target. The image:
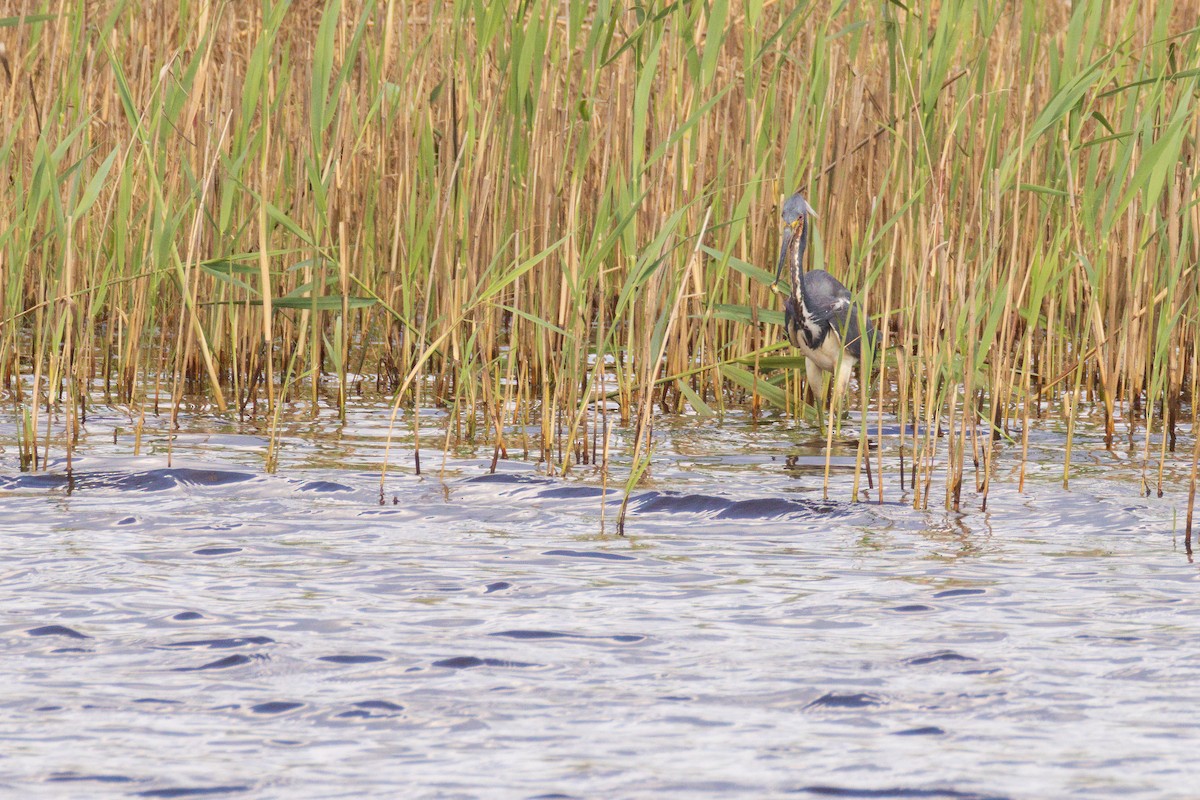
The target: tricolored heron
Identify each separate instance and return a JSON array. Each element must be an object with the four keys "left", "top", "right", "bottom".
[{"left": 774, "top": 192, "right": 879, "bottom": 413}]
